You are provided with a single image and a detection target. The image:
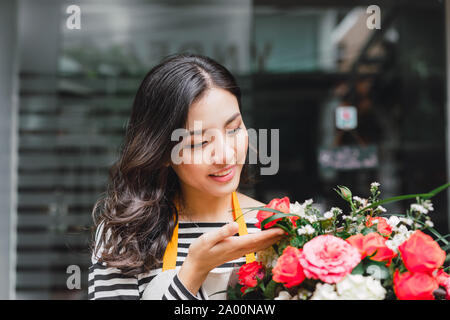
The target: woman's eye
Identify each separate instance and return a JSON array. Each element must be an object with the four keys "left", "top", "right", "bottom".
[
  {"left": 227, "top": 127, "right": 242, "bottom": 135},
  {"left": 189, "top": 141, "right": 208, "bottom": 149}
]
